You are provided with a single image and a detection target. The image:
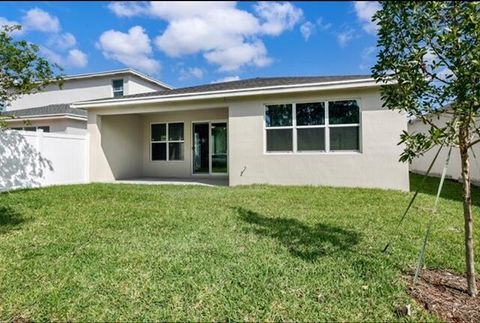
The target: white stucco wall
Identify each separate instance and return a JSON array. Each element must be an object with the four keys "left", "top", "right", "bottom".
[
  {"left": 8, "top": 74, "right": 165, "bottom": 111},
  {"left": 409, "top": 117, "right": 480, "bottom": 184},
  {"left": 228, "top": 88, "right": 409, "bottom": 190},
  {"left": 88, "top": 113, "right": 143, "bottom": 181},
  {"left": 6, "top": 118, "right": 87, "bottom": 135},
  {"left": 127, "top": 76, "right": 165, "bottom": 94},
  {"left": 87, "top": 87, "right": 409, "bottom": 190}
]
